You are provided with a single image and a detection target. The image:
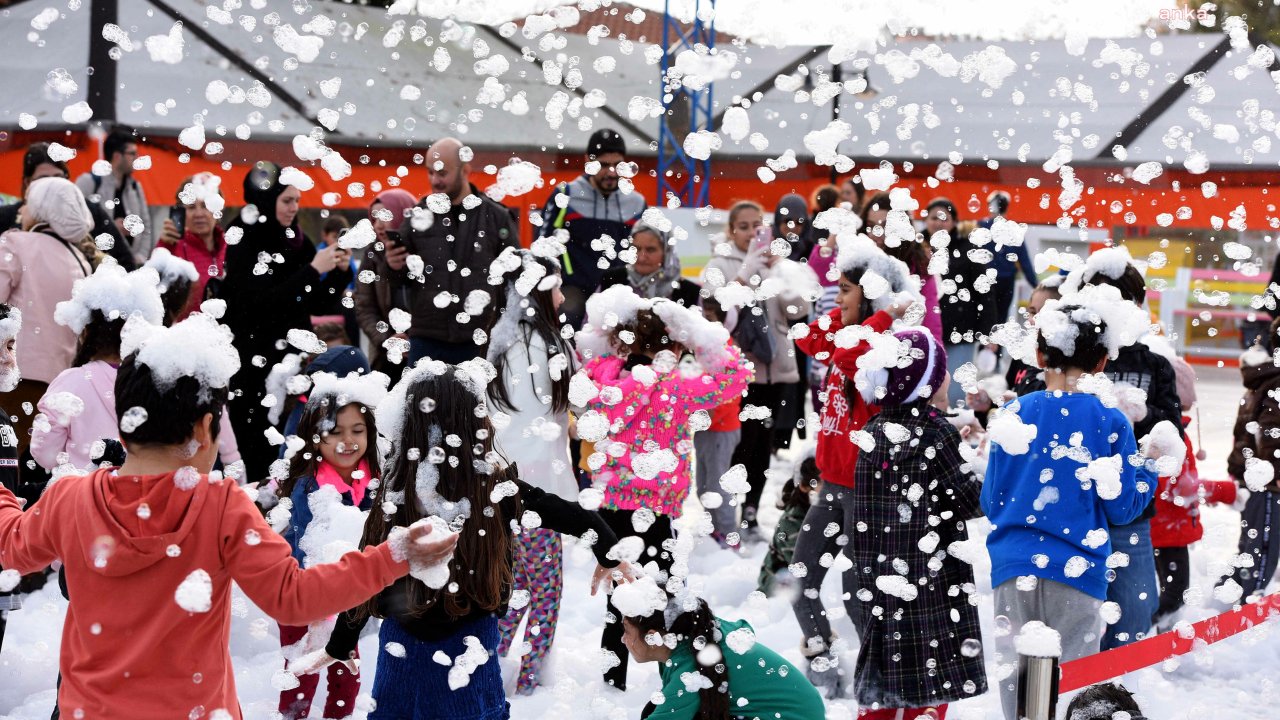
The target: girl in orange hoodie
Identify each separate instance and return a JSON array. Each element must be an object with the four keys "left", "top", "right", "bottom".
[{"left": 0, "top": 313, "right": 456, "bottom": 720}]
